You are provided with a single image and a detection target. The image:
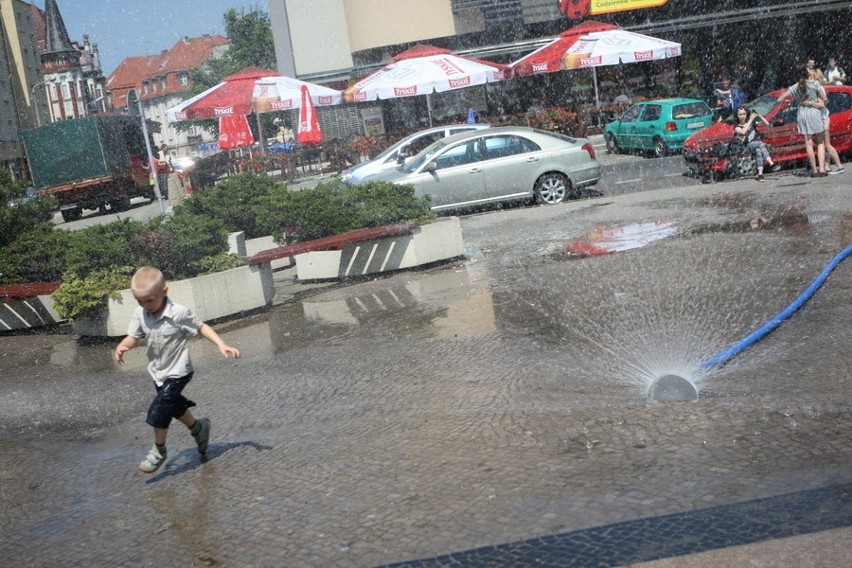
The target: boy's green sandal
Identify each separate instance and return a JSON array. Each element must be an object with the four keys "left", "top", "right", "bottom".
[
  {"left": 139, "top": 445, "right": 166, "bottom": 473},
  {"left": 192, "top": 418, "right": 211, "bottom": 455}
]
